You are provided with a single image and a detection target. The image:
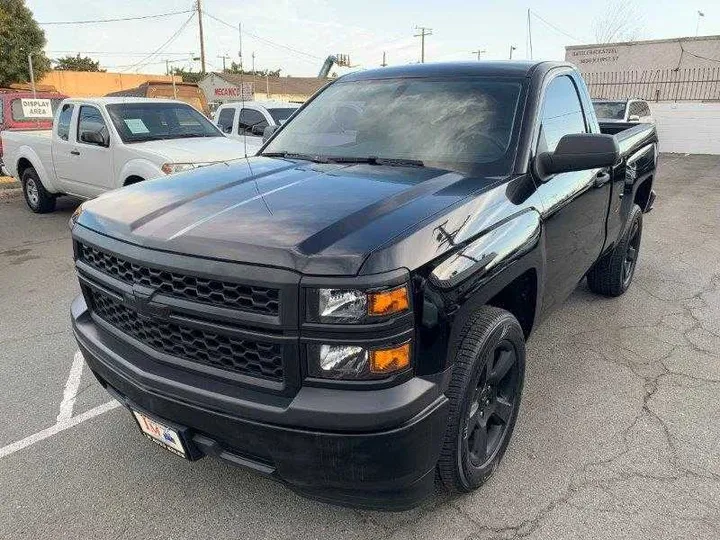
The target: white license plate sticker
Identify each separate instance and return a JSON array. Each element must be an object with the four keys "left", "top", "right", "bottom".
[{"left": 132, "top": 410, "right": 187, "bottom": 458}]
